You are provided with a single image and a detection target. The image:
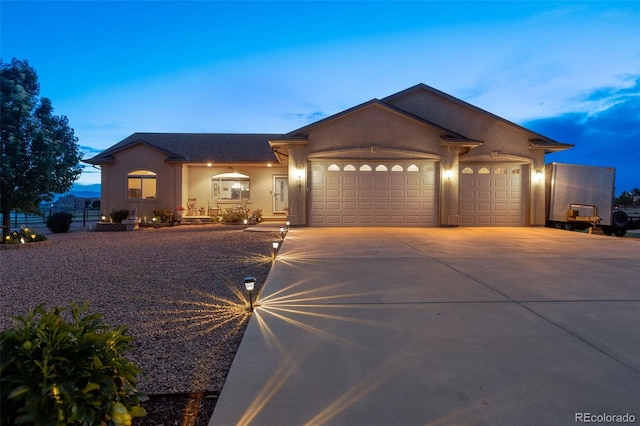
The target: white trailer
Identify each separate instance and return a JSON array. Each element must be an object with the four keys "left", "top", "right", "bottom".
[{"left": 545, "top": 162, "right": 632, "bottom": 236}]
